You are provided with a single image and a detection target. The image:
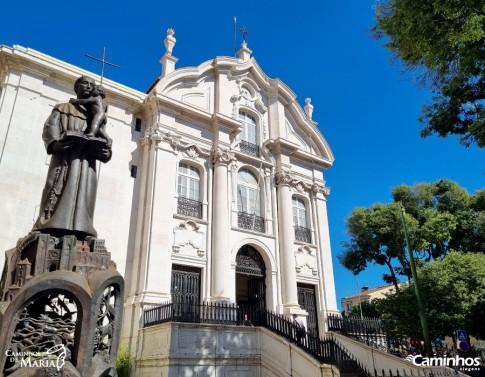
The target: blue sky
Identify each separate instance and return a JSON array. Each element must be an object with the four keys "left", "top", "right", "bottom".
[{"left": 2, "top": 0, "right": 483, "bottom": 308}]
